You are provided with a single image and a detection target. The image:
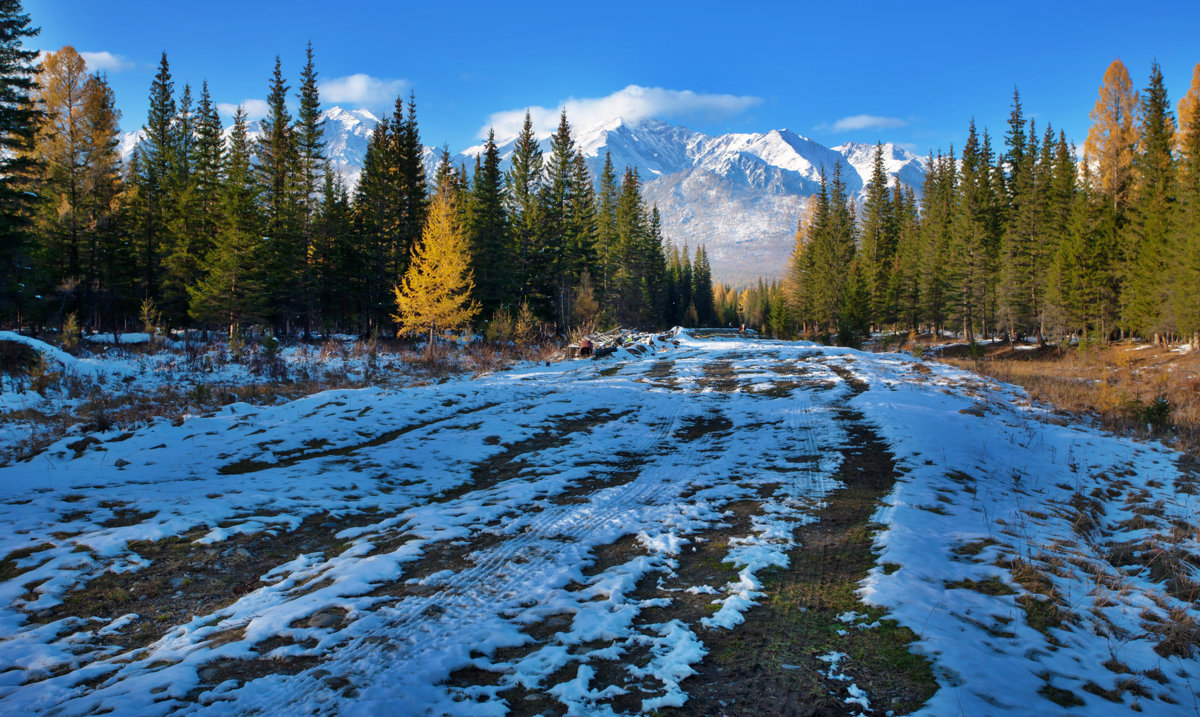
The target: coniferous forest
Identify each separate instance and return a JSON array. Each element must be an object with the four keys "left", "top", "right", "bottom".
[
  {"left": 2, "top": 0, "right": 1197, "bottom": 347},
  {"left": 774, "top": 60, "right": 1200, "bottom": 348},
  {"left": 0, "top": 15, "right": 714, "bottom": 339}
]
